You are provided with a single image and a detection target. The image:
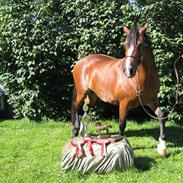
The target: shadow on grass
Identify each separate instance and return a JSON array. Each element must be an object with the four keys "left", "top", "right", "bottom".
[
  {"left": 90, "top": 125, "right": 183, "bottom": 147},
  {"left": 134, "top": 156, "right": 156, "bottom": 171},
  {"left": 126, "top": 125, "right": 183, "bottom": 147}
]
